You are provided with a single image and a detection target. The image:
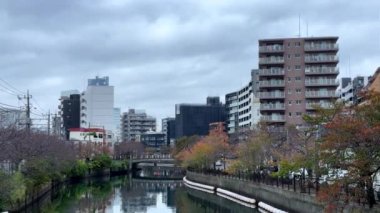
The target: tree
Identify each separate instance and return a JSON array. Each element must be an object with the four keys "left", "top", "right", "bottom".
[
  {"left": 232, "top": 126, "right": 273, "bottom": 174},
  {"left": 311, "top": 93, "right": 380, "bottom": 209},
  {"left": 176, "top": 130, "right": 229, "bottom": 170}
]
